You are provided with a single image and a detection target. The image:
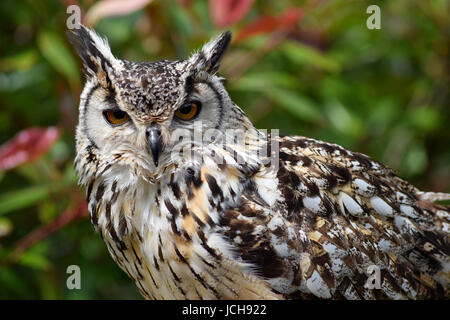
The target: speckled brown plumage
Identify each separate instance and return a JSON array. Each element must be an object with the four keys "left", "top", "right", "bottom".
[{"left": 68, "top": 25, "right": 449, "bottom": 300}]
